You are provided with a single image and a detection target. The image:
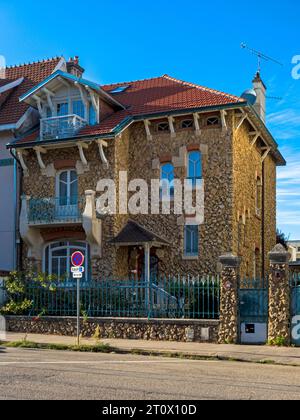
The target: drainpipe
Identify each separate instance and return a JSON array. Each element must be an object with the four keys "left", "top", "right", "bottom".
[
  {"left": 9, "top": 148, "right": 23, "bottom": 272},
  {"left": 144, "top": 243, "right": 151, "bottom": 317},
  {"left": 262, "top": 160, "right": 265, "bottom": 279}
]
